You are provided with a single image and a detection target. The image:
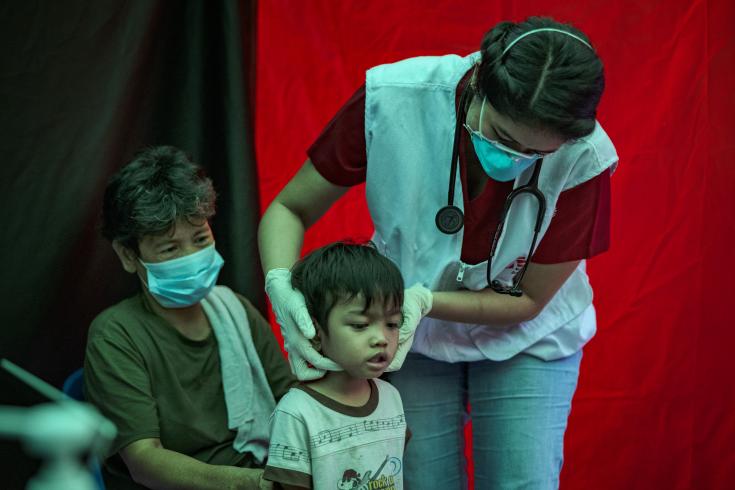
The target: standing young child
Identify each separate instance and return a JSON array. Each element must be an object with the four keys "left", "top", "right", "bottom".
[{"left": 263, "top": 242, "right": 420, "bottom": 490}]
